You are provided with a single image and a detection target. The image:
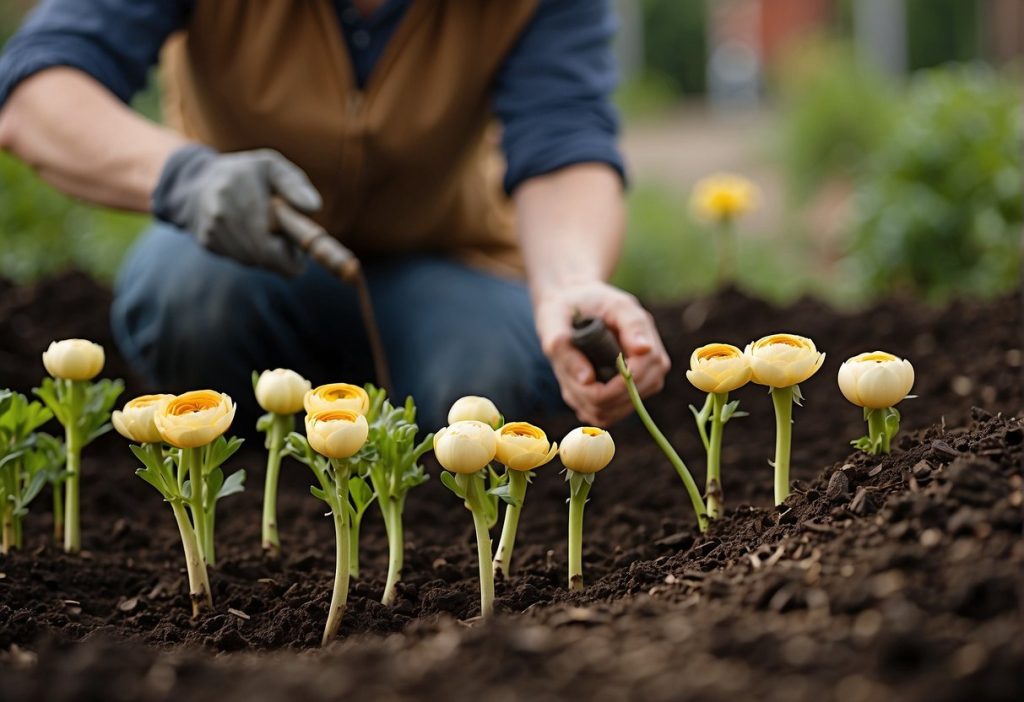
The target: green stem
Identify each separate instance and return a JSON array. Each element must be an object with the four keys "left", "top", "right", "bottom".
[
  {"left": 567, "top": 472, "right": 592, "bottom": 591},
  {"left": 1, "top": 510, "right": 12, "bottom": 554},
  {"left": 706, "top": 392, "right": 727, "bottom": 519},
  {"left": 458, "top": 474, "right": 494, "bottom": 617},
  {"left": 717, "top": 220, "right": 737, "bottom": 286},
  {"left": 64, "top": 413, "right": 81, "bottom": 552},
  {"left": 771, "top": 386, "right": 794, "bottom": 505},
  {"left": 185, "top": 447, "right": 208, "bottom": 564},
  {"left": 493, "top": 469, "right": 528, "bottom": 579},
  {"left": 322, "top": 460, "right": 352, "bottom": 646},
  {"left": 381, "top": 497, "right": 404, "bottom": 606},
  {"left": 170, "top": 499, "right": 212, "bottom": 616},
  {"left": 13, "top": 512, "right": 22, "bottom": 550},
  {"left": 204, "top": 506, "right": 216, "bottom": 567},
  {"left": 52, "top": 480, "right": 63, "bottom": 543},
  {"left": 618, "top": 355, "right": 708, "bottom": 532},
  {"left": 261, "top": 413, "right": 291, "bottom": 556},
  {"left": 864, "top": 409, "right": 888, "bottom": 458}
]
